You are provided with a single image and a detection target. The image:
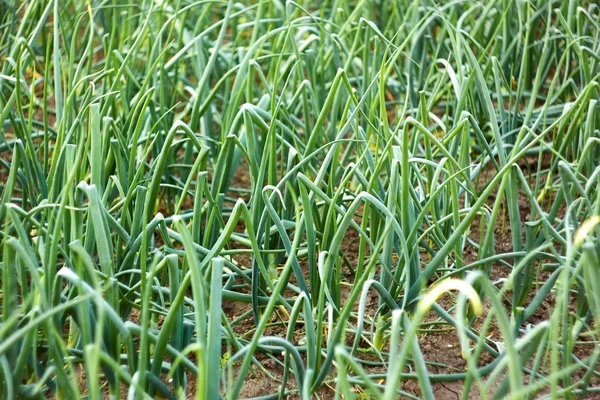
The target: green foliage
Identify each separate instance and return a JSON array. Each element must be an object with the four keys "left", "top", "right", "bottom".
[{"left": 1, "top": 0, "right": 599, "bottom": 399}]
